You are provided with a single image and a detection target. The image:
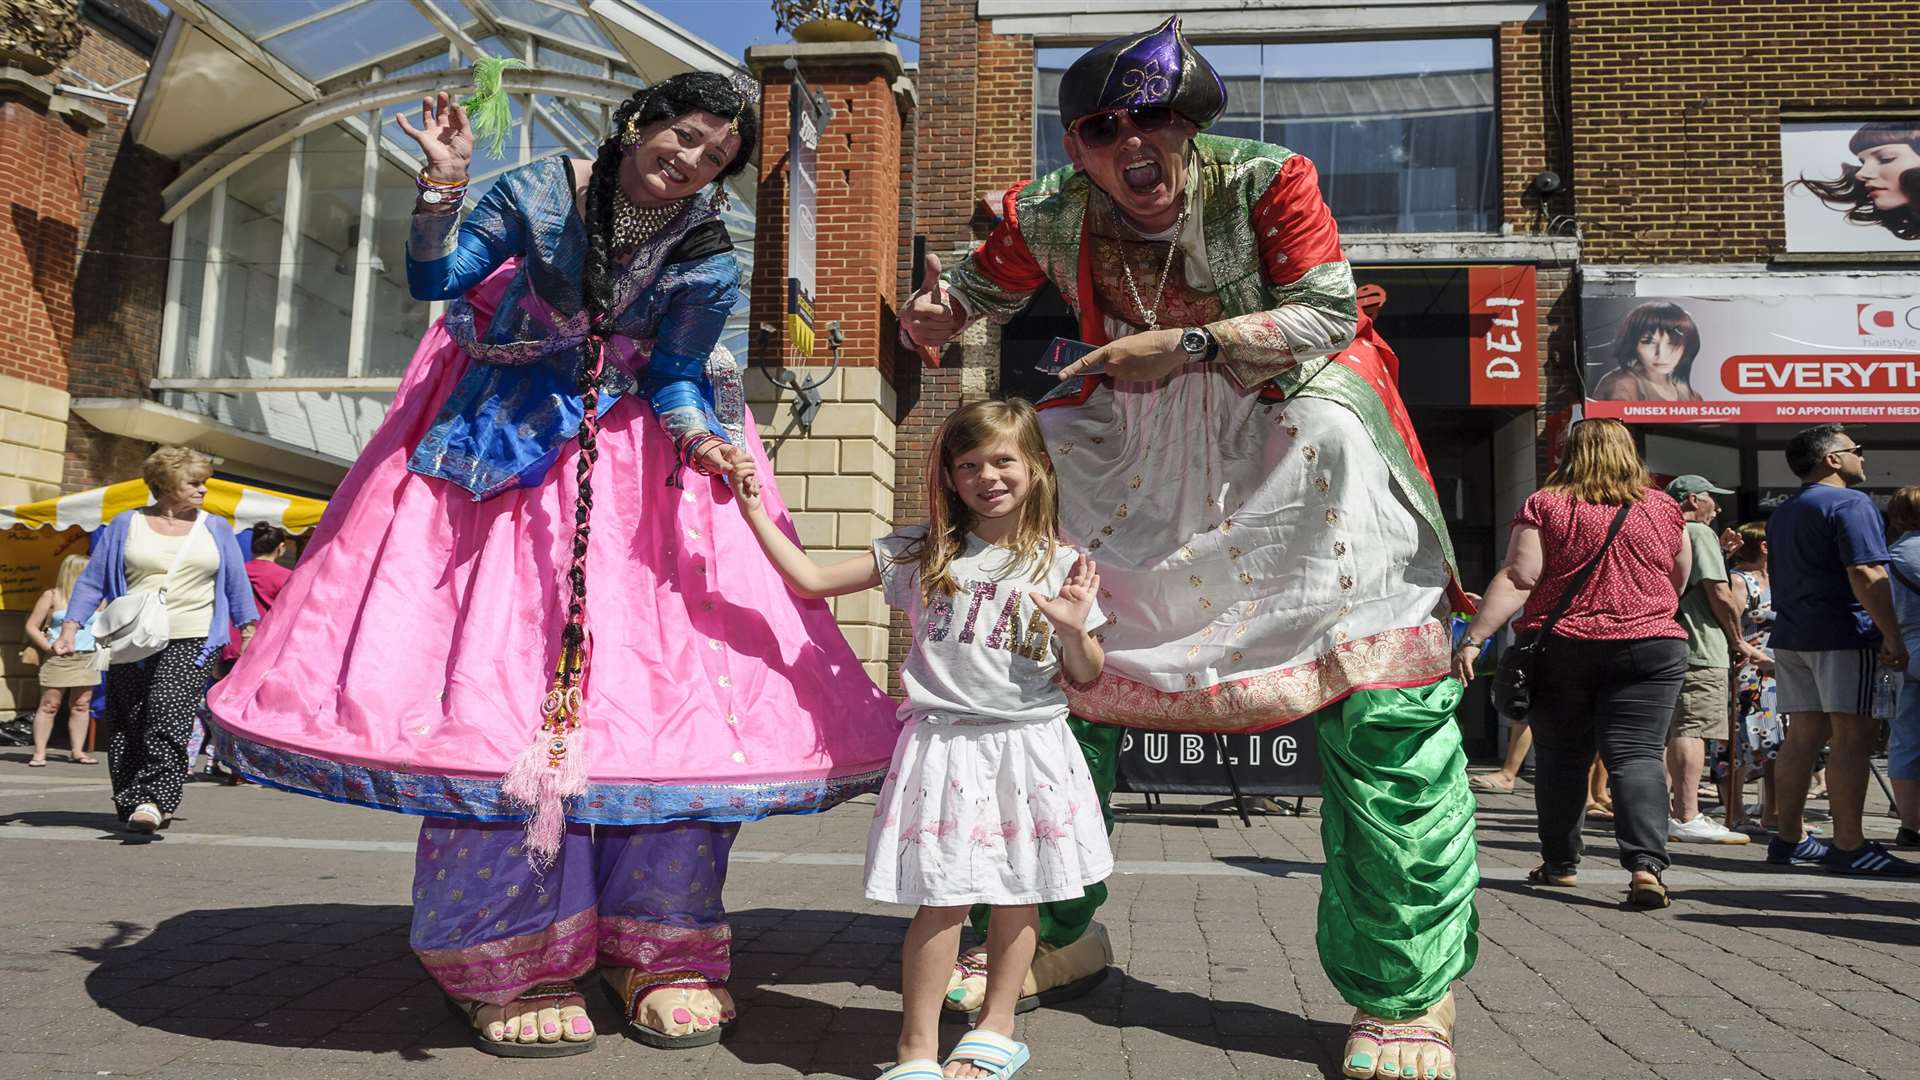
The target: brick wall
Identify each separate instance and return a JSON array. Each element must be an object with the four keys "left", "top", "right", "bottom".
[
  {"left": 1498, "top": 16, "right": 1574, "bottom": 233},
  {"left": 64, "top": 16, "right": 171, "bottom": 489},
  {"left": 1567, "top": 0, "right": 1920, "bottom": 264},
  {"left": 913, "top": 0, "right": 976, "bottom": 254},
  {"left": 749, "top": 57, "right": 905, "bottom": 381},
  {"left": 974, "top": 25, "right": 1033, "bottom": 198},
  {"left": 0, "top": 89, "right": 88, "bottom": 393}
]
